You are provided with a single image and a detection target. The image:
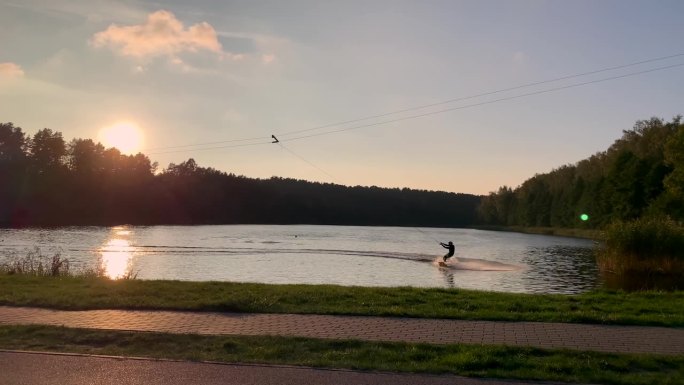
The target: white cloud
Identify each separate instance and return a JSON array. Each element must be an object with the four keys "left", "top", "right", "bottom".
[
  {"left": 90, "top": 10, "right": 223, "bottom": 59},
  {"left": 0, "top": 62, "right": 24, "bottom": 78}
]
